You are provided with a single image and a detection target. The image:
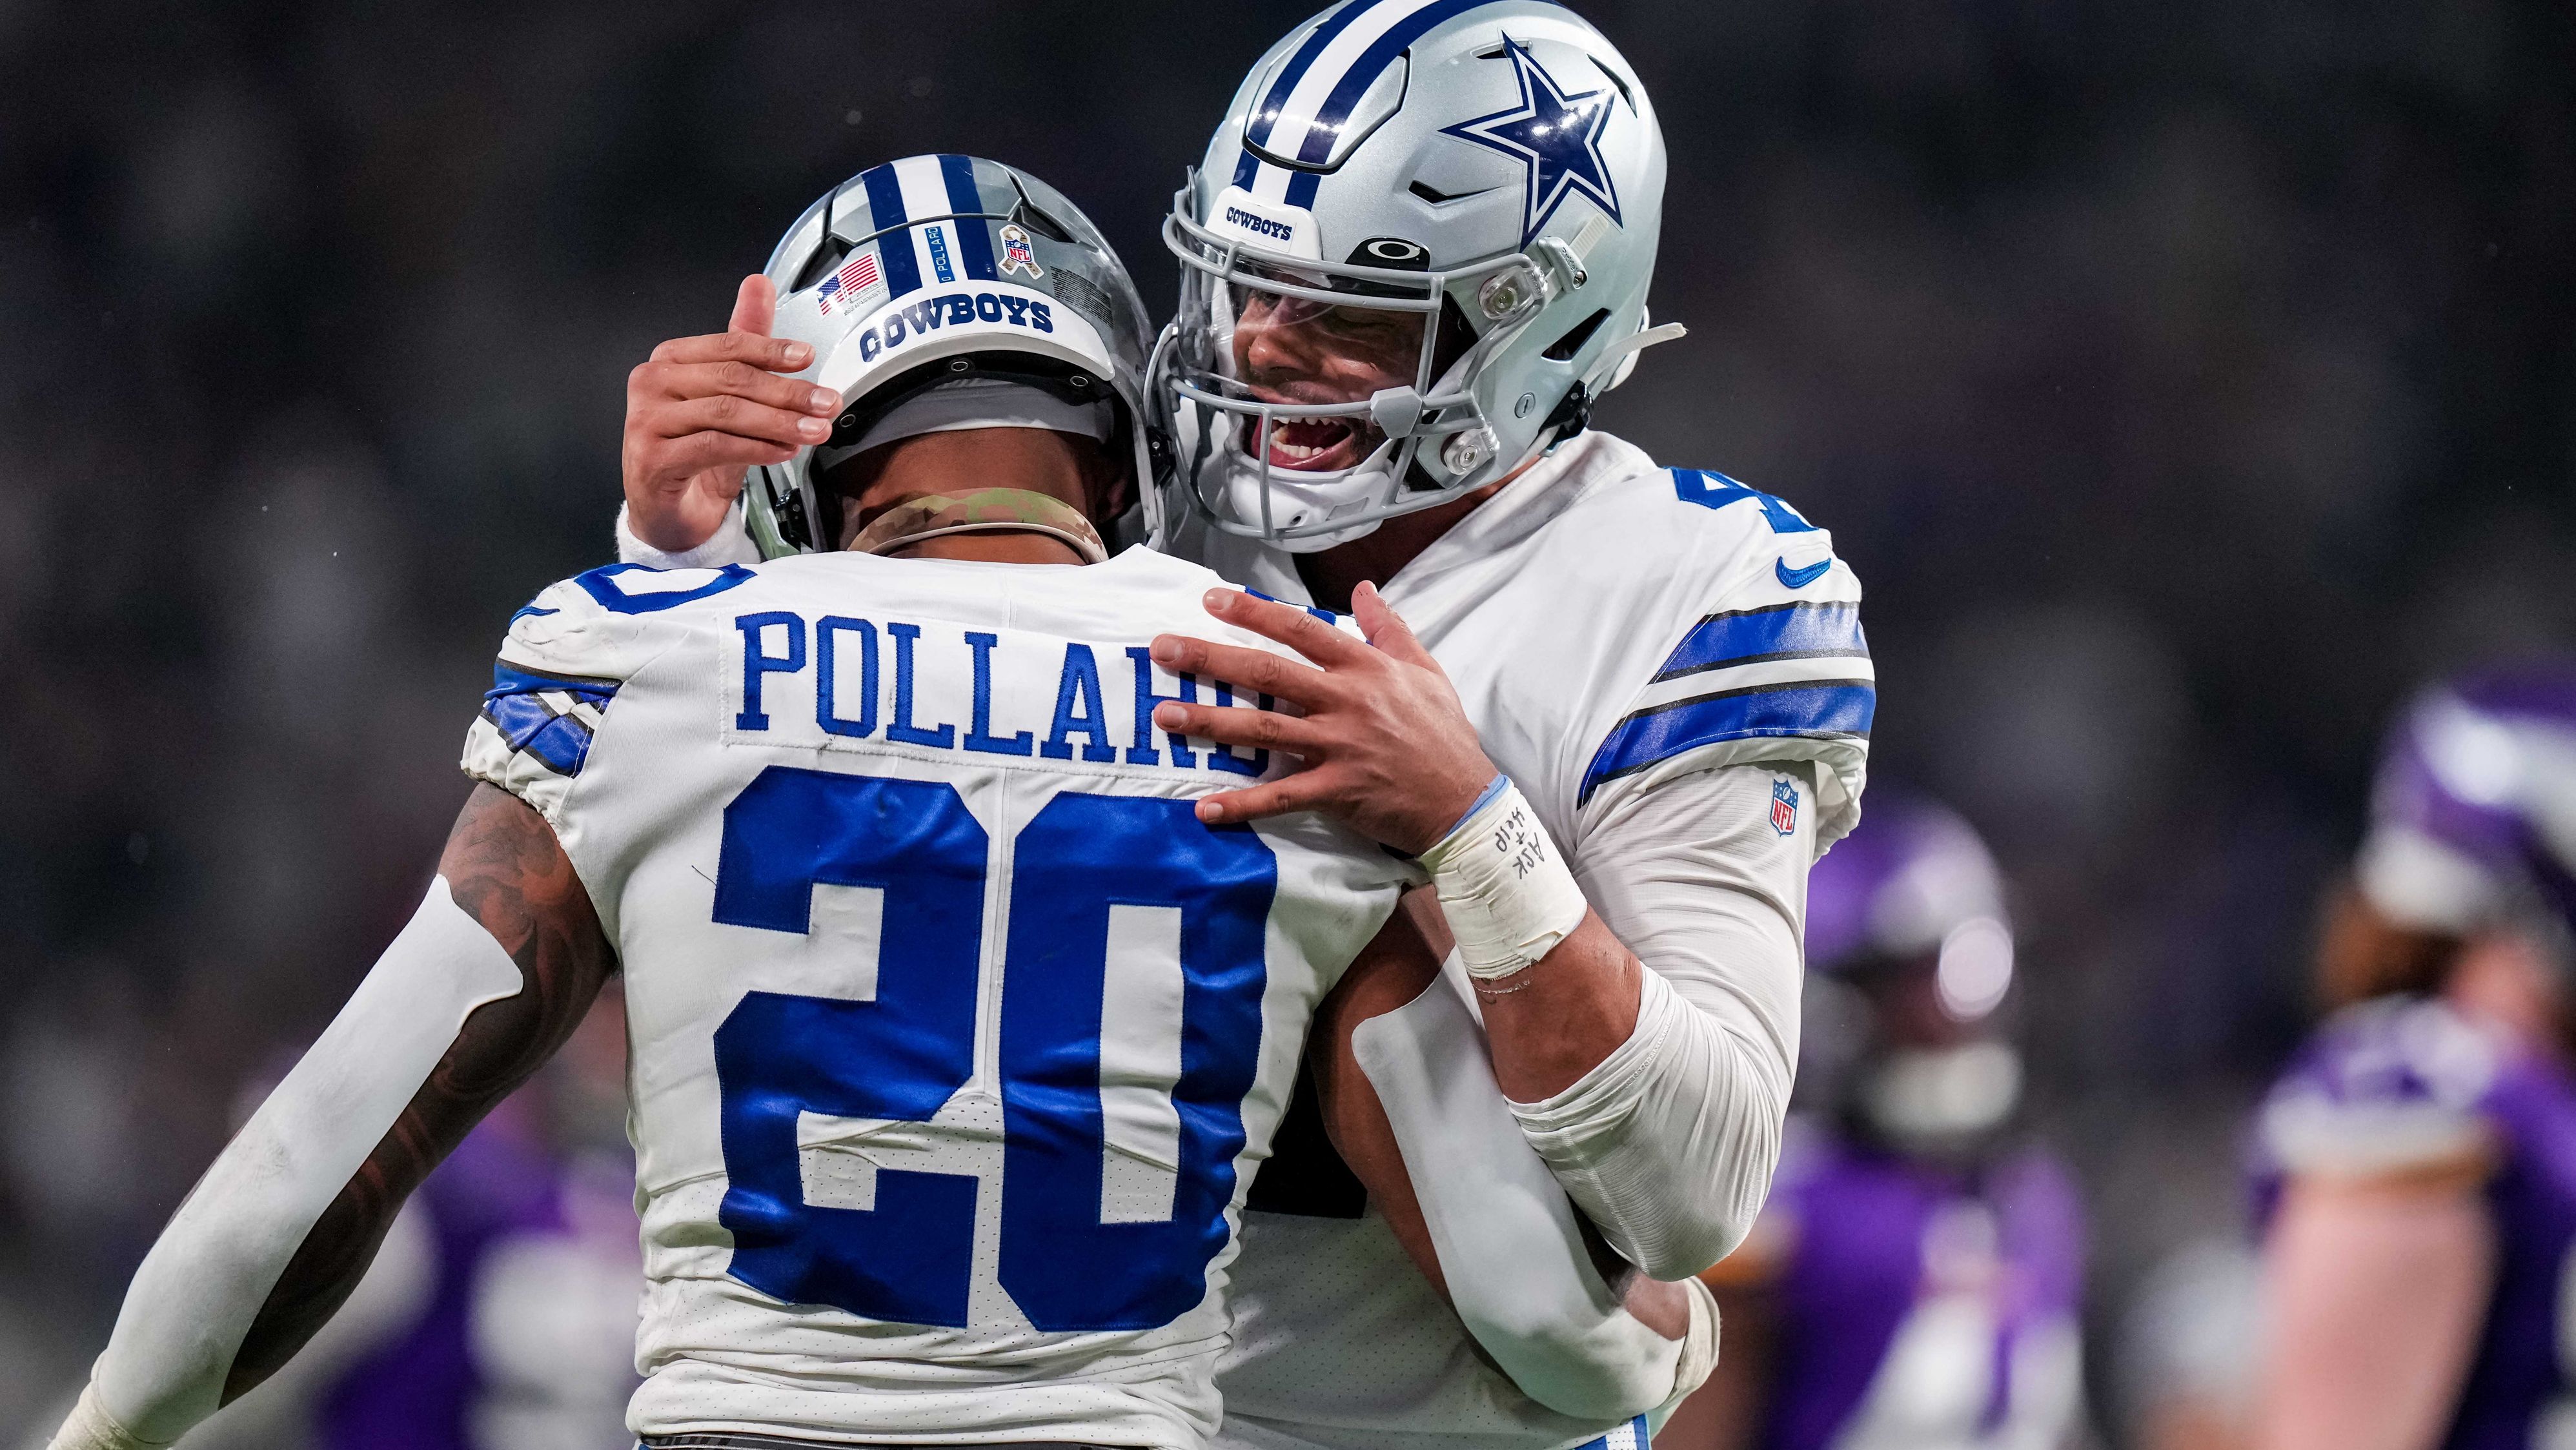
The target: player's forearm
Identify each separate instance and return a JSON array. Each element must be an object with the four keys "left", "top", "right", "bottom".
[
  {"left": 1470, "top": 913, "right": 1644, "bottom": 1099},
  {"left": 2253, "top": 1176, "right": 2495, "bottom": 1450},
  {"left": 55, "top": 788, "right": 616, "bottom": 1450},
  {"left": 55, "top": 878, "right": 525, "bottom": 1449},
  {"left": 1479, "top": 766, "right": 1809, "bottom": 1280},
  {"left": 1506, "top": 966, "right": 1787, "bottom": 1280},
  {"left": 1317, "top": 919, "right": 1710, "bottom": 1424}
]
